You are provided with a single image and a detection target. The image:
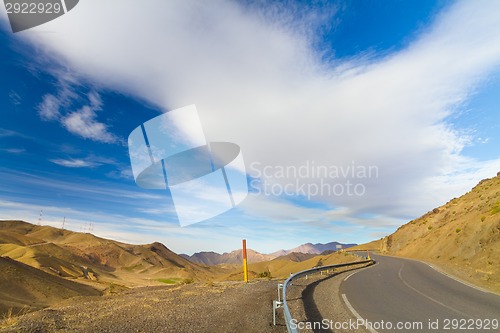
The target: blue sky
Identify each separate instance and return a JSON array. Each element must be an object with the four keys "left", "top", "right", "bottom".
[{"left": 1, "top": 0, "right": 499, "bottom": 254}]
